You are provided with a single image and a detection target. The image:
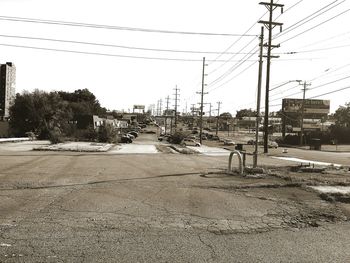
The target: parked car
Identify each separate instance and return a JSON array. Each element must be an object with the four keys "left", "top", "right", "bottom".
[
  {"left": 125, "top": 133, "right": 135, "bottom": 140},
  {"left": 268, "top": 141, "right": 279, "bottom": 148},
  {"left": 121, "top": 135, "right": 132, "bottom": 143},
  {"left": 128, "top": 131, "right": 138, "bottom": 138},
  {"left": 247, "top": 139, "right": 278, "bottom": 148},
  {"left": 247, "top": 139, "right": 255, "bottom": 145},
  {"left": 182, "top": 138, "right": 201, "bottom": 147},
  {"left": 158, "top": 135, "right": 171, "bottom": 142},
  {"left": 223, "top": 139, "right": 235, "bottom": 146},
  {"left": 211, "top": 135, "right": 220, "bottom": 141}
]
